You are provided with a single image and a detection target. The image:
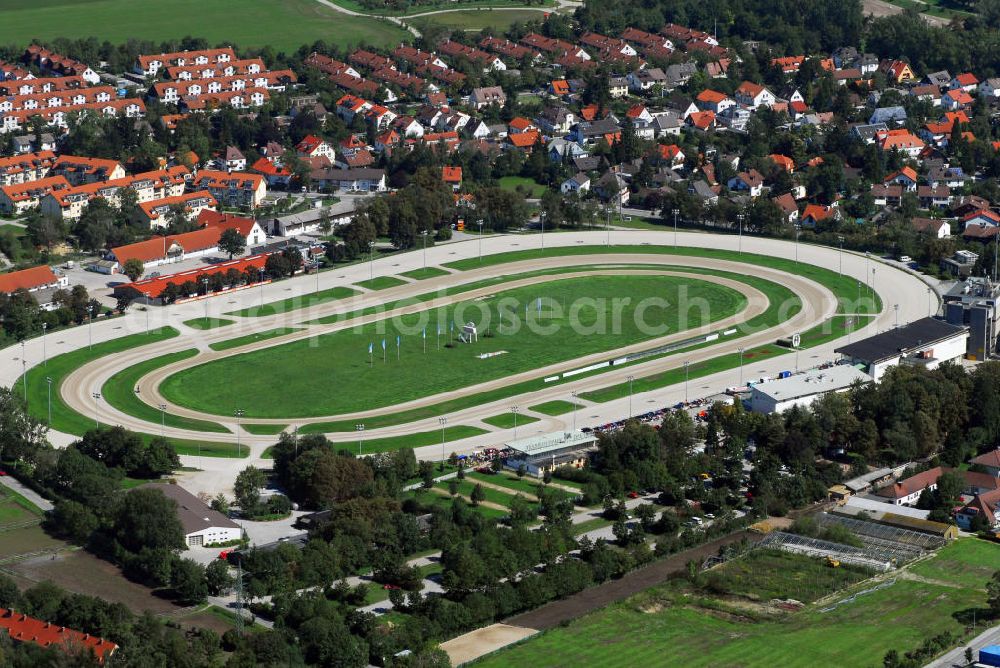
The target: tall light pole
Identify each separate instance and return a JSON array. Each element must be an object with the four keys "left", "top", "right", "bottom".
[
  {"left": 420, "top": 230, "right": 428, "bottom": 269},
  {"left": 477, "top": 219, "right": 484, "bottom": 262},
  {"left": 201, "top": 277, "right": 209, "bottom": 324},
  {"left": 794, "top": 224, "right": 801, "bottom": 264},
  {"left": 511, "top": 405, "right": 519, "bottom": 440},
  {"left": 626, "top": 375, "right": 634, "bottom": 418},
  {"left": 894, "top": 303, "right": 899, "bottom": 328},
  {"left": 235, "top": 409, "right": 244, "bottom": 457},
  {"left": 45, "top": 376, "right": 52, "bottom": 425},
  {"left": 368, "top": 240, "right": 376, "bottom": 280},
  {"left": 736, "top": 213, "right": 744, "bottom": 254},
  {"left": 539, "top": 211, "right": 545, "bottom": 249},
  {"left": 88, "top": 303, "right": 96, "bottom": 350},
  {"left": 927, "top": 287, "right": 934, "bottom": 317},
  {"left": 356, "top": 423, "right": 364, "bottom": 457},
  {"left": 258, "top": 268, "right": 265, "bottom": 307},
  {"left": 684, "top": 361, "right": 690, "bottom": 403},
  {"left": 41, "top": 322, "right": 47, "bottom": 366},
  {"left": 738, "top": 347, "right": 745, "bottom": 386},
  {"left": 144, "top": 292, "right": 150, "bottom": 334},
  {"left": 159, "top": 403, "right": 167, "bottom": 437},
  {"left": 672, "top": 208, "right": 679, "bottom": 247},
  {"left": 571, "top": 391, "right": 579, "bottom": 433},
  {"left": 92, "top": 392, "right": 101, "bottom": 429},
  {"left": 837, "top": 236, "right": 844, "bottom": 277},
  {"left": 20, "top": 340, "right": 26, "bottom": 404},
  {"left": 438, "top": 417, "right": 447, "bottom": 470},
  {"left": 606, "top": 204, "right": 611, "bottom": 247}
]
